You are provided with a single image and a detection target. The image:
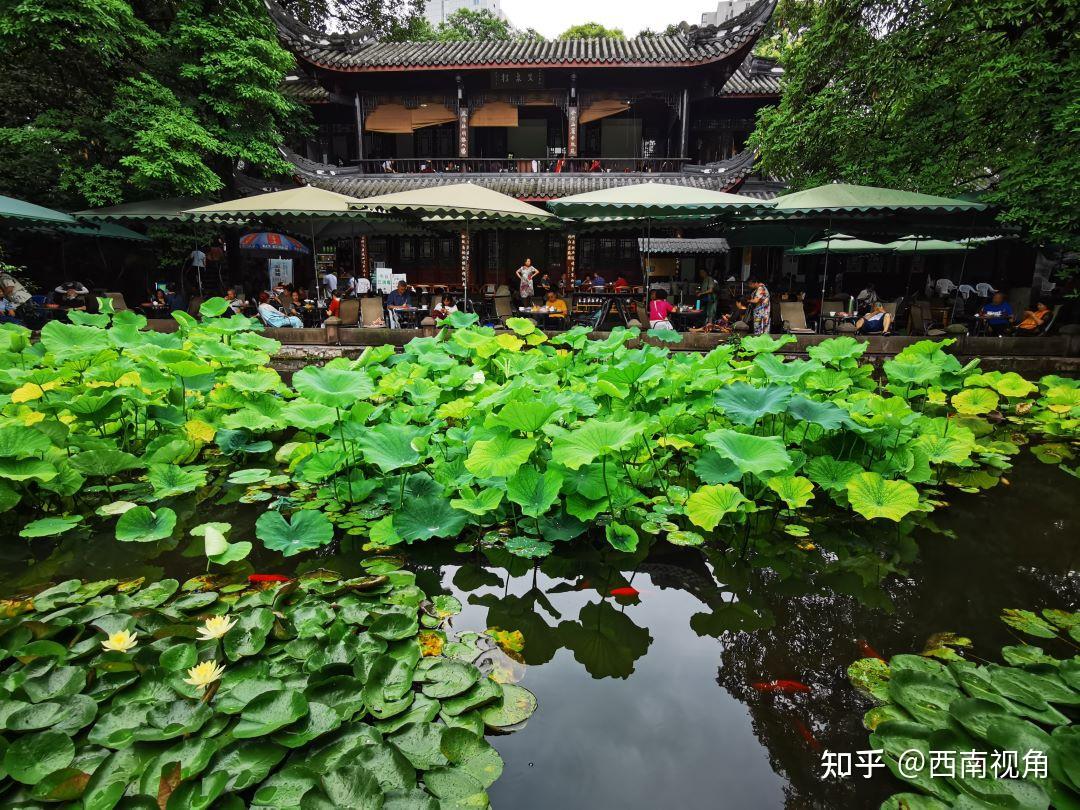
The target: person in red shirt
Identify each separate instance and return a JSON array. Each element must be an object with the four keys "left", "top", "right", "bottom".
[
  {"left": 613, "top": 276, "right": 630, "bottom": 291},
  {"left": 648, "top": 289, "right": 676, "bottom": 328},
  {"left": 326, "top": 292, "right": 340, "bottom": 318}
]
